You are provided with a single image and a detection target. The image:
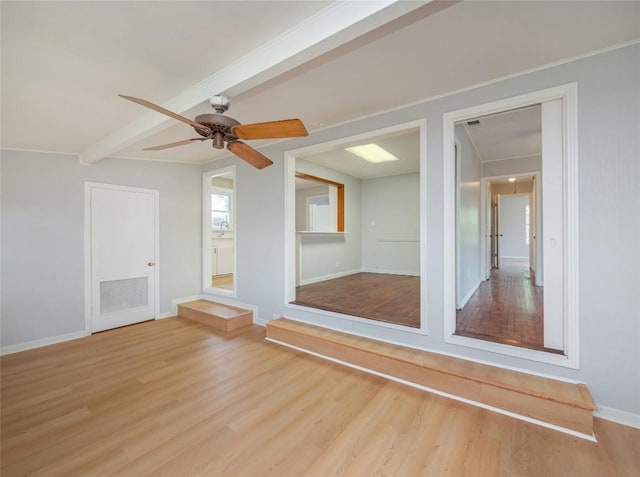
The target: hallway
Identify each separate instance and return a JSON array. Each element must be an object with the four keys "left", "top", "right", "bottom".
[{"left": 455, "top": 259, "right": 556, "bottom": 352}]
